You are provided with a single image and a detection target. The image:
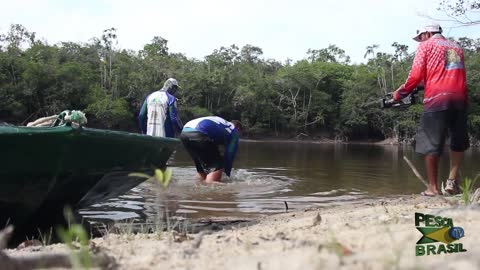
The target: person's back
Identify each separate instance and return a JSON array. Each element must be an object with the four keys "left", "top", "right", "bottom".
[
  {"left": 402, "top": 34, "right": 467, "bottom": 112},
  {"left": 183, "top": 116, "right": 235, "bottom": 143},
  {"left": 144, "top": 90, "right": 171, "bottom": 137},
  {"left": 181, "top": 116, "right": 241, "bottom": 182},
  {"left": 138, "top": 78, "right": 183, "bottom": 137}
]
